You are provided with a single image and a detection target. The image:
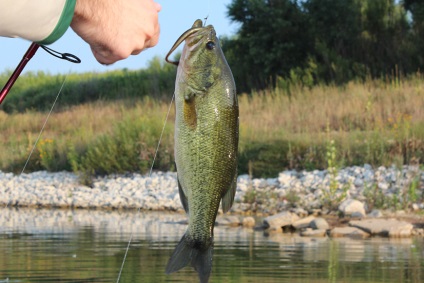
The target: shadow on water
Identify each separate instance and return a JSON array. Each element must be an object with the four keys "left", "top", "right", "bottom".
[{"left": 0, "top": 207, "right": 423, "bottom": 283}]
